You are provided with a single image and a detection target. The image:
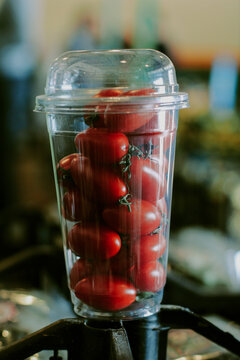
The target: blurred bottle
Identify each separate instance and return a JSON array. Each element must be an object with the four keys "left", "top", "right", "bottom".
[
  {"left": 68, "top": 16, "right": 99, "bottom": 51},
  {"left": 209, "top": 55, "right": 238, "bottom": 116}
]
